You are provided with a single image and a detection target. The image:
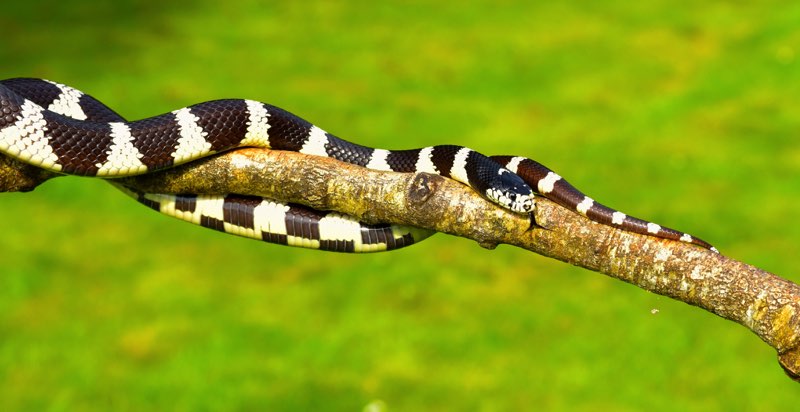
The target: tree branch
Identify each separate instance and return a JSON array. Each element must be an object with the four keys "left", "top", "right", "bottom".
[
  {"left": 0, "top": 153, "right": 59, "bottom": 192},
  {"left": 3, "top": 149, "right": 800, "bottom": 381}
]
